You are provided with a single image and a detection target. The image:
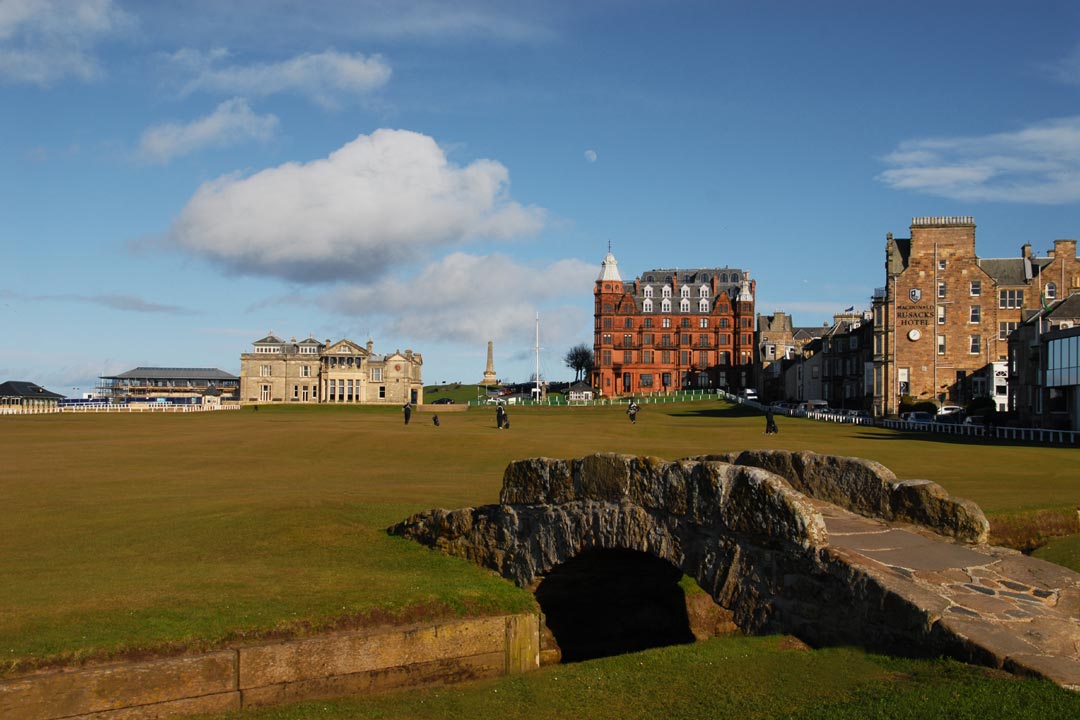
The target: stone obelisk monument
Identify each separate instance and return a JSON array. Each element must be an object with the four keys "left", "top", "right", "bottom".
[{"left": 481, "top": 341, "right": 498, "bottom": 386}]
